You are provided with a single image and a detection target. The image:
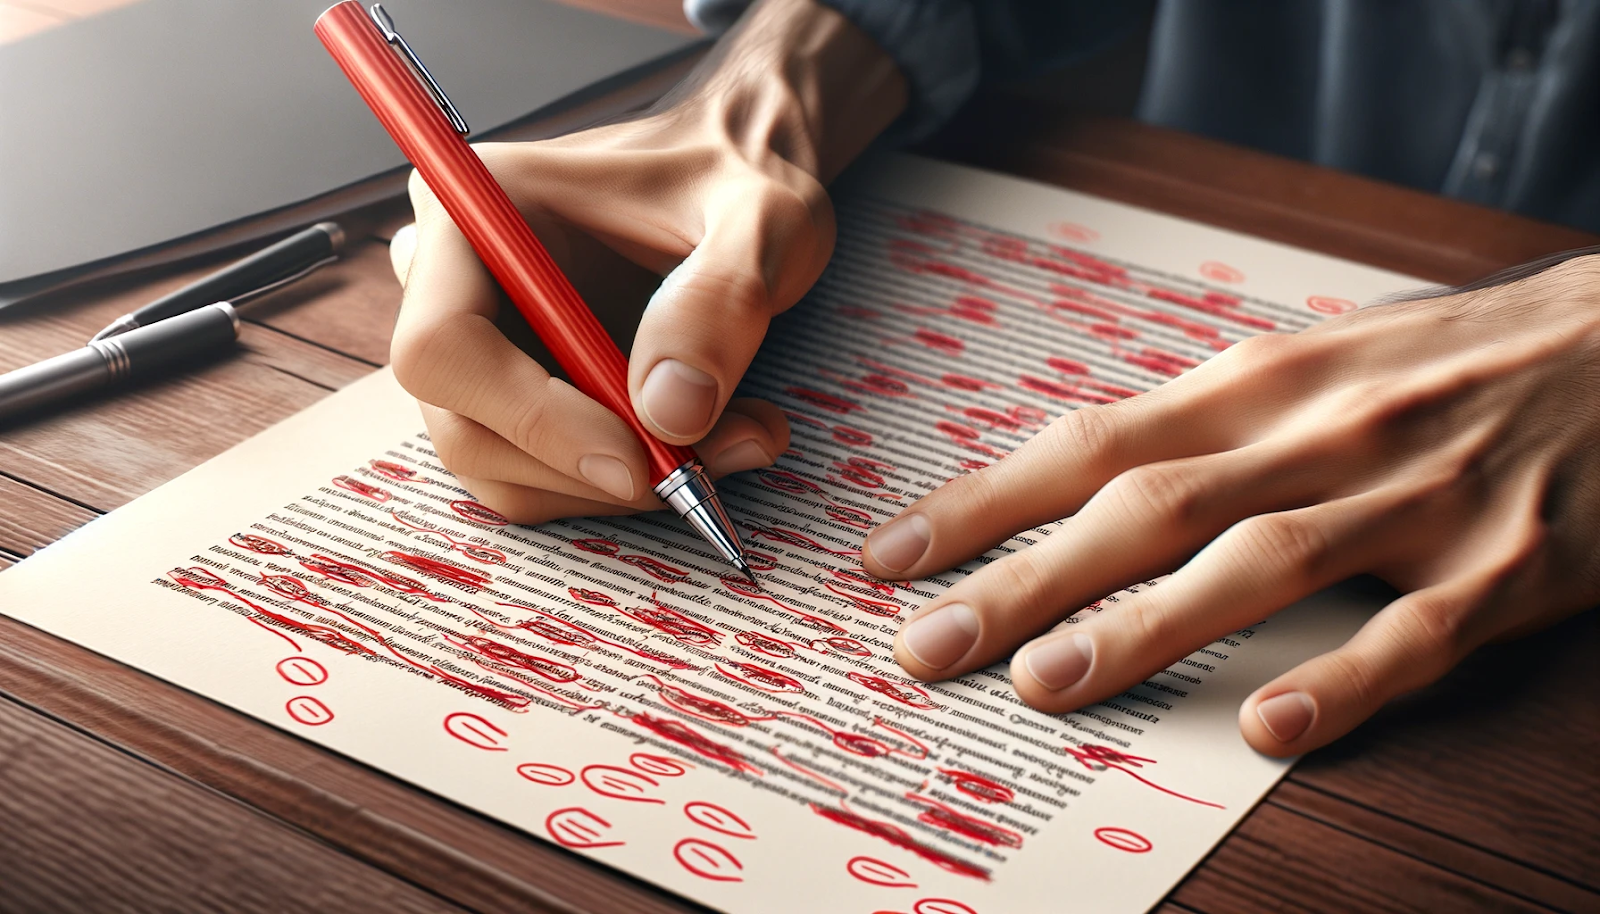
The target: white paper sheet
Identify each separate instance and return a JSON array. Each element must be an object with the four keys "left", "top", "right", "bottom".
[{"left": 0, "top": 154, "right": 1418, "bottom": 914}]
